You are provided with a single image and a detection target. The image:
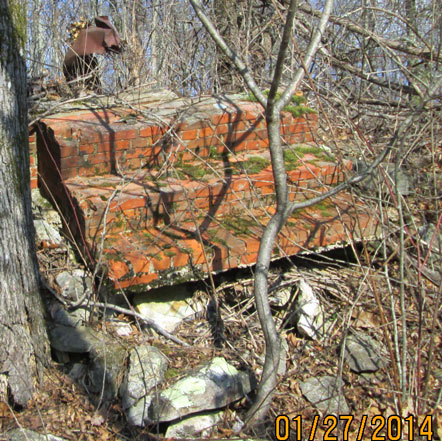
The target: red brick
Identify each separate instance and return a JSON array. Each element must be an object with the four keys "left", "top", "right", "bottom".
[
  {"left": 144, "top": 146, "right": 163, "bottom": 158},
  {"left": 180, "top": 151, "right": 195, "bottom": 162},
  {"left": 172, "top": 250, "right": 189, "bottom": 268},
  {"left": 231, "top": 178, "right": 249, "bottom": 192},
  {"left": 140, "top": 126, "right": 153, "bottom": 137},
  {"left": 61, "top": 156, "right": 82, "bottom": 168},
  {"left": 117, "top": 273, "right": 158, "bottom": 288},
  {"left": 119, "top": 198, "right": 147, "bottom": 211},
  {"left": 180, "top": 129, "right": 198, "bottom": 140},
  {"left": 132, "top": 137, "right": 148, "bottom": 148},
  {"left": 153, "top": 253, "right": 171, "bottom": 271},
  {"left": 126, "top": 150, "right": 142, "bottom": 160},
  {"left": 80, "top": 129, "right": 105, "bottom": 143},
  {"left": 128, "top": 254, "right": 151, "bottom": 273},
  {"left": 241, "top": 252, "right": 258, "bottom": 265},
  {"left": 60, "top": 143, "right": 78, "bottom": 158},
  {"left": 286, "top": 122, "right": 306, "bottom": 134},
  {"left": 115, "top": 129, "right": 137, "bottom": 140},
  {"left": 79, "top": 144, "right": 96, "bottom": 155},
  {"left": 212, "top": 113, "right": 232, "bottom": 125},
  {"left": 181, "top": 239, "right": 205, "bottom": 265},
  {"left": 246, "top": 238, "right": 260, "bottom": 254},
  {"left": 303, "top": 132, "right": 314, "bottom": 142},
  {"left": 95, "top": 142, "right": 109, "bottom": 153},
  {"left": 187, "top": 138, "right": 207, "bottom": 150},
  {"left": 255, "top": 129, "right": 268, "bottom": 140},
  {"left": 91, "top": 163, "right": 110, "bottom": 176},
  {"left": 114, "top": 139, "right": 130, "bottom": 150},
  {"left": 245, "top": 140, "right": 262, "bottom": 151},
  {"left": 228, "top": 120, "right": 247, "bottom": 131},
  {"left": 151, "top": 126, "right": 167, "bottom": 137},
  {"left": 87, "top": 152, "right": 111, "bottom": 165},
  {"left": 199, "top": 127, "right": 214, "bottom": 137},
  {"left": 61, "top": 167, "right": 78, "bottom": 179},
  {"left": 214, "top": 124, "right": 229, "bottom": 135},
  {"left": 260, "top": 185, "right": 275, "bottom": 195},
  {"left": 108, "top": 260, "right": 129, "bottom": 280},
  {"left": 281, "top": 113, "right": 294, "bottom": 124},
  {"left": 30, "top": 179, "right": 38, "bottom": 189},
  {"left": 127, "top": 158, "right": 142, "bottom": 170}
]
